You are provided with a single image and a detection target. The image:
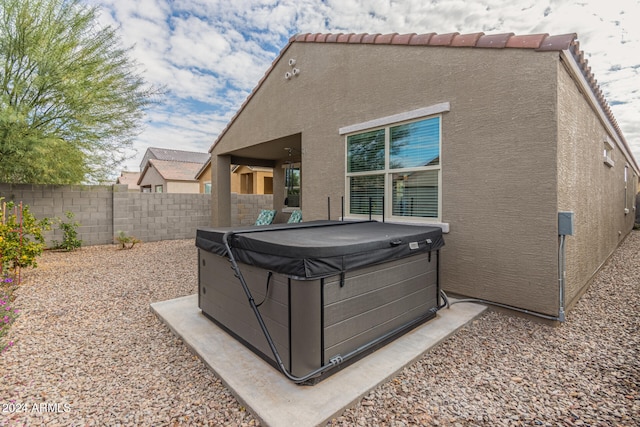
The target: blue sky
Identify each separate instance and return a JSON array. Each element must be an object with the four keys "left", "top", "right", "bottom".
[{"left": 86, "top": 0, "right": 640, "bottom": 172}]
